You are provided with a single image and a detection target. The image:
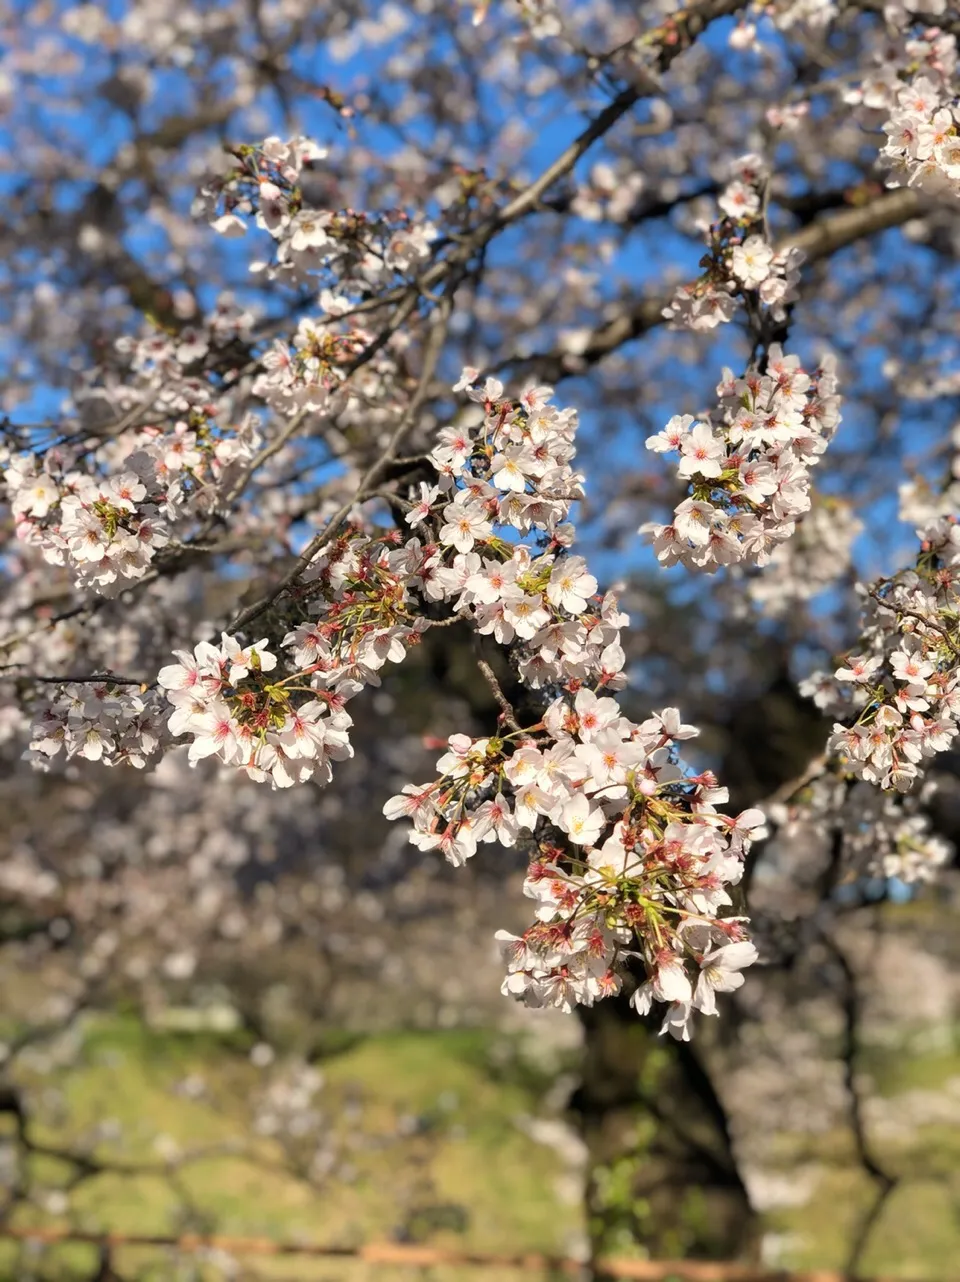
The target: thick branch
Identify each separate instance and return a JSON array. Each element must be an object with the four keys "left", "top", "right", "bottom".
[{"left": 513, "top": 188, "right": 925, "bottom": 383}]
